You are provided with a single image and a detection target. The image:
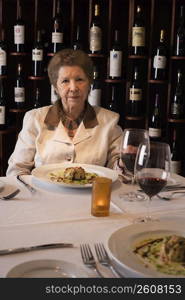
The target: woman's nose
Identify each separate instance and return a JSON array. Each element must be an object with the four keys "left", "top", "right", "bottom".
[{"left": 69, "top": 81, "right": 78, "bottom": 91}]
